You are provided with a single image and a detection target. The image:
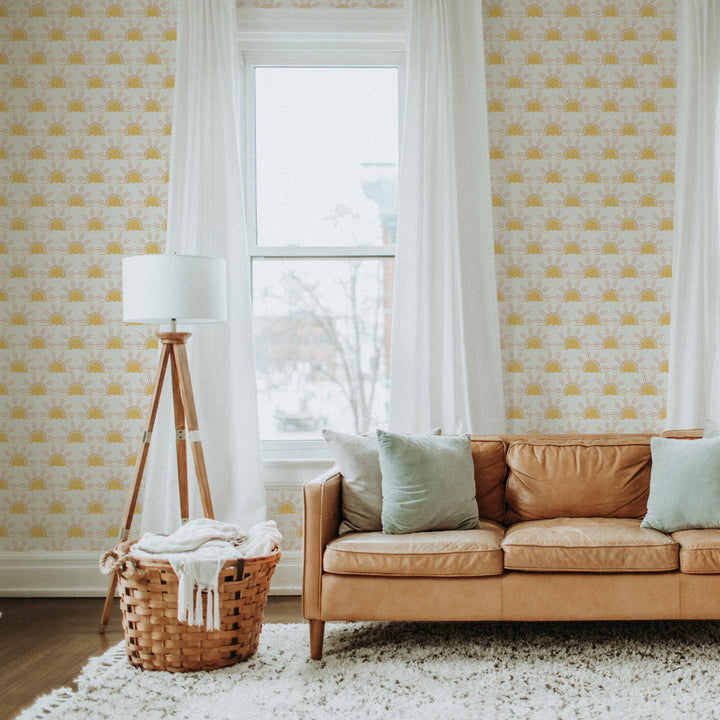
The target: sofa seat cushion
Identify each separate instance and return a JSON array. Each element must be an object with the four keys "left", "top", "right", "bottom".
[
  {"left": 323, "top": 520, "right": 505, "bottom": 577},
  {"left": 502, "top": 518, "right": 678, "bottom": 572},
  {"left": 672, "top": 529, "right": 720, "bottom": 574}
]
